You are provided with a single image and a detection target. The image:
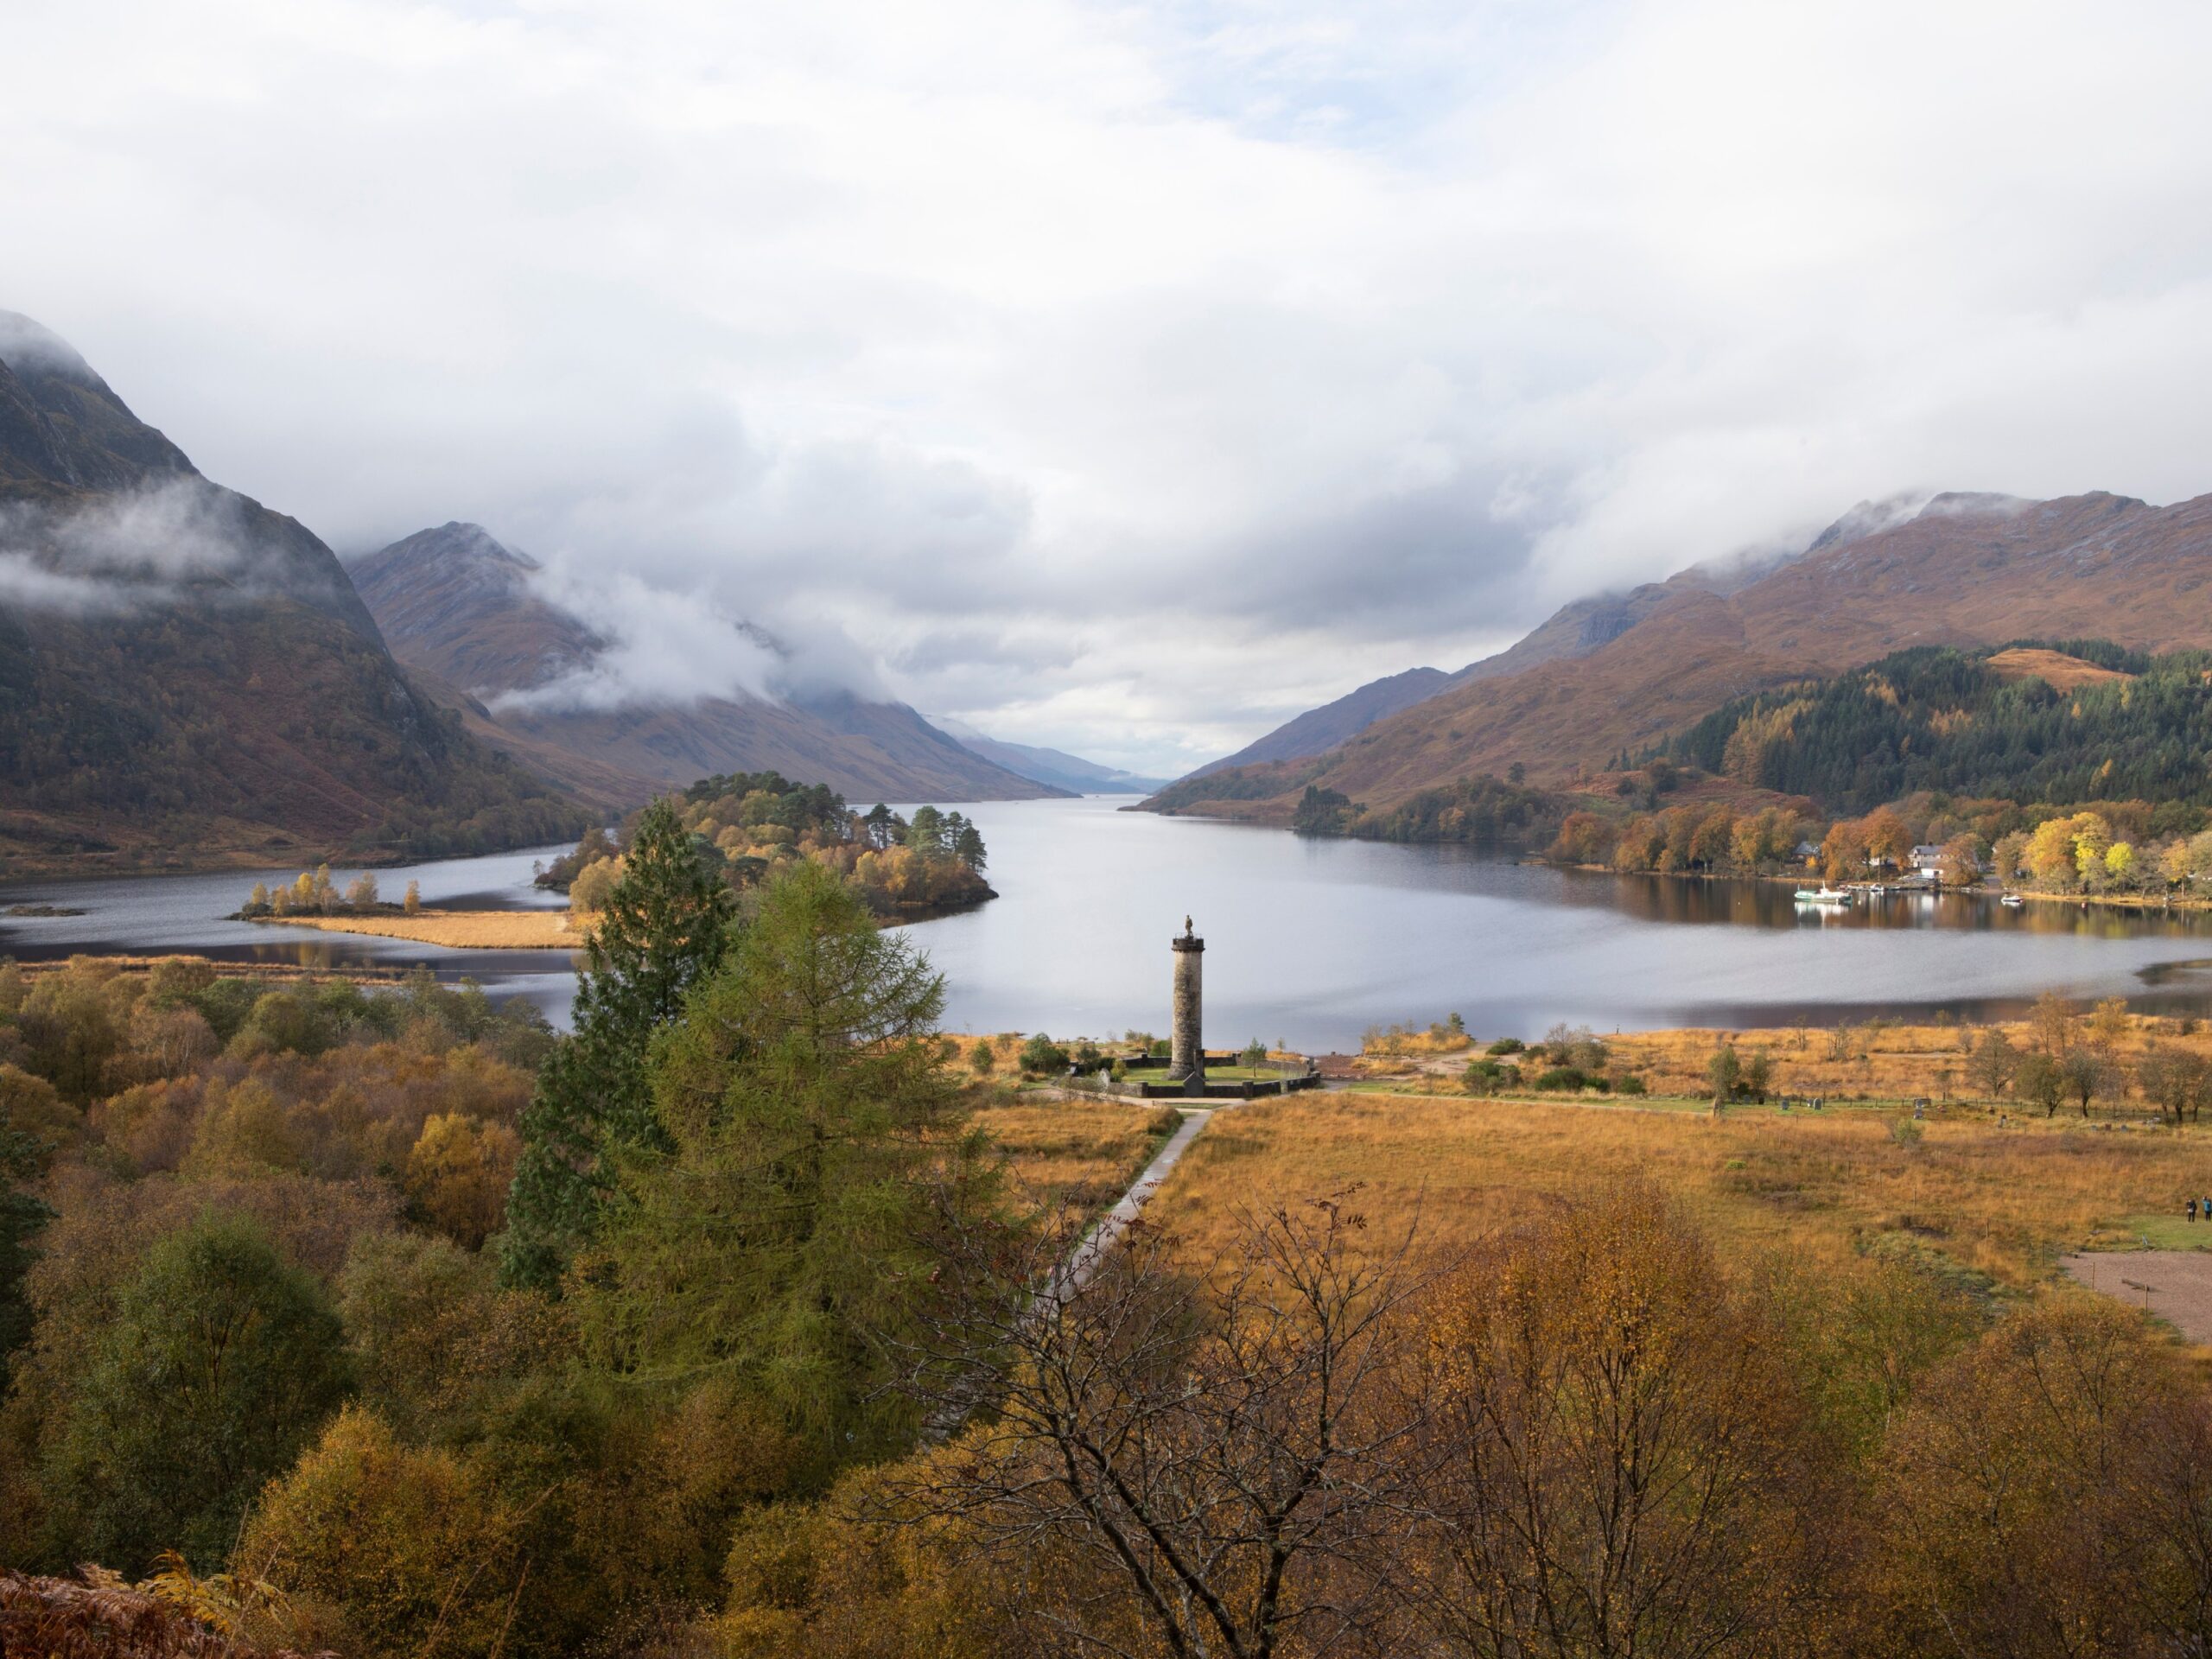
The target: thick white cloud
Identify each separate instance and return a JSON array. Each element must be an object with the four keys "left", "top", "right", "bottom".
[{"left": 6, "top": 0, "right": 2211, "bottom": 775}]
